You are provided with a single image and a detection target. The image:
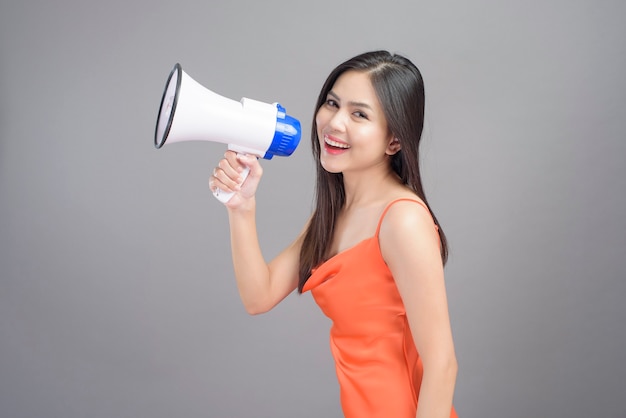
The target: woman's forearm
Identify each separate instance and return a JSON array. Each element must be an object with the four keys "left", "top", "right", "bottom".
[
  {"left": 227, "top": 202, "right": 273, "bottom": 314},
  {"left": 415, "top": 358, "right": 458, "bottom": 418}
]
